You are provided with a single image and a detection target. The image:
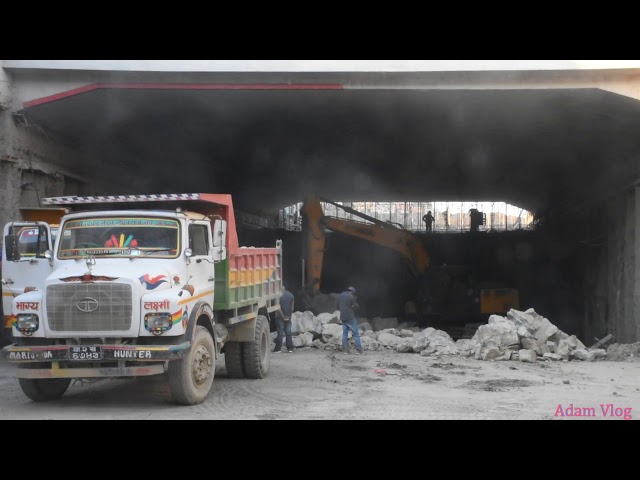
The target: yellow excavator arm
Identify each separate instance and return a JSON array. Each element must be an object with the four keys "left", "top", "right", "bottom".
[{"left": 301, "top": 196, "right": 430, "bottom": 295}]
